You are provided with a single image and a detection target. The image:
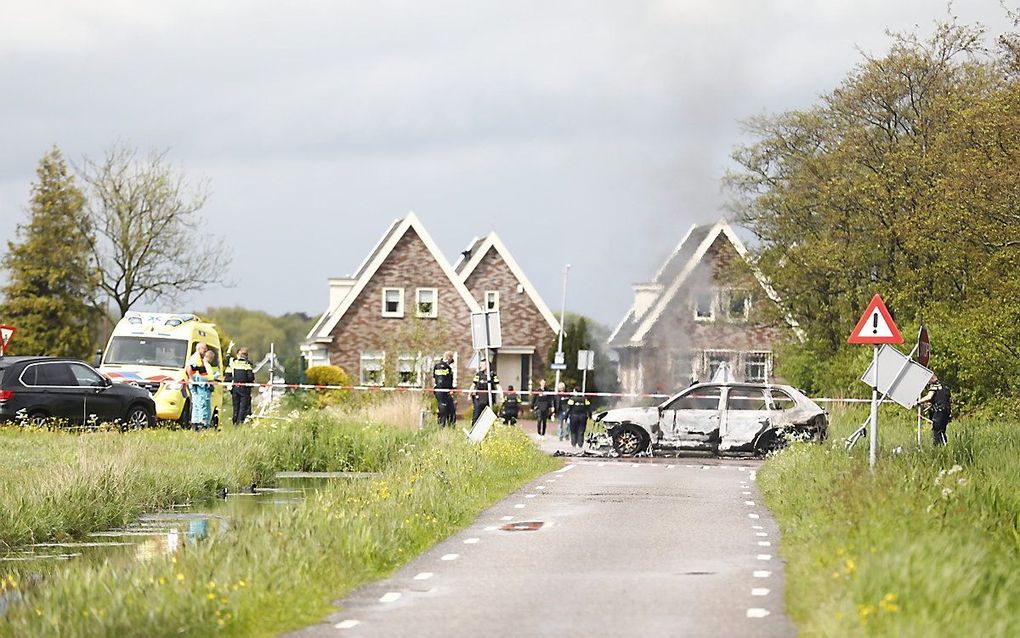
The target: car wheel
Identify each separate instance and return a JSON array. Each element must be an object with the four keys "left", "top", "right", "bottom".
[
  {"left": 753, "top": 429, "right": 785, "bottom": 457},
  {"left": 27, "top": 409, "right": 49, "bottom": 427},
  {"left": 611, "top": 424, "right": 649, "bottom": 456},
  {"left": 125, "top": 404, "right": 154, "bottom": 429}
]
